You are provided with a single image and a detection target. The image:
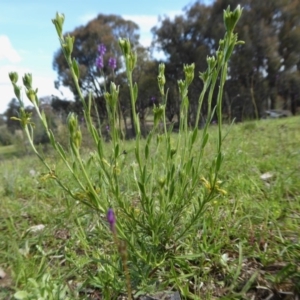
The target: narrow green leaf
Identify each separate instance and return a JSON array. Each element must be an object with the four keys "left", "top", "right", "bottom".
[
  {"left": 169, "top": 181, "right": 175, "bottom": 201},
  {"left": 72, "top": 161, "right": 77, "bottom": 173},
  {"left": 224, "top": 39, "right": 236, "bottom": 62},
  {"left": 86, "top": 155, "right": 94, "bottom": 169},
  {"left": 185, "top": 158, "right": 193, "bottom": 174},
  {"left": 138, "top": 181, "right": 145, "bottom": 196},
  {"left": 114, "top": 143, "right": 119, "bottom": 158},
  {"left": 202, "top": 132, "right": 209, "bottom": 149},
  {"left": 145, "top": 143, "right": 149, "bottom": 159},
  {"left": 142, "top": 165, "right": 147, "bottom": 183},
  {"left": 97, "top": 139, "right": 103, "bottom": 157},
  {"left": 135, "top": 146, "right": 141, "bottom": 166},
  {"left": 87, "top": 93, "right": 92, "bottom": 113},
  {"left": 72, "top": 58, "right": 80, "bottom": 79},
  {"left": 191, "top": 127, "right": 198, "bottom": 145},
  {"left": 133, "top": 82, "right": 138, "bottom": 102},
  {"left": 56, "top": 142, "right": 67, "bottom": 160},
  {"left": 41, "top": 110, "right": 48, "bottom": 130},
  {"left": 216, "top": 152, "right": 223, "bottom": 171},
  {"left": 48, "top": 130, "right": 56, "bottom": 147}
]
